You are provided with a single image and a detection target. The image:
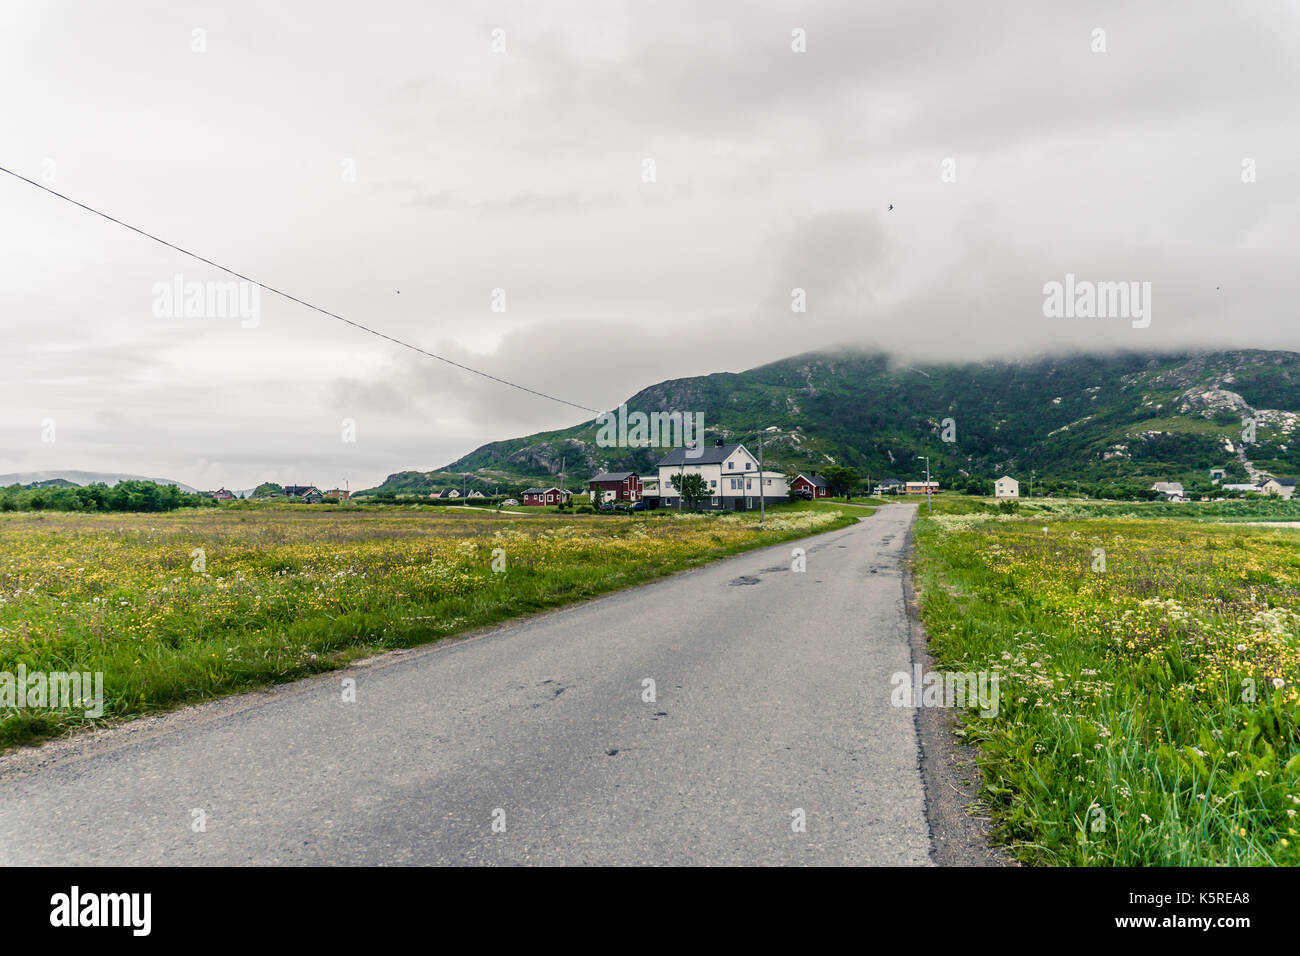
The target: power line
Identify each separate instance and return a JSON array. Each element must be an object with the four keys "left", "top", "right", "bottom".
[{"left": 0, "top": 165, "right": 600, "bottom": 414}]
